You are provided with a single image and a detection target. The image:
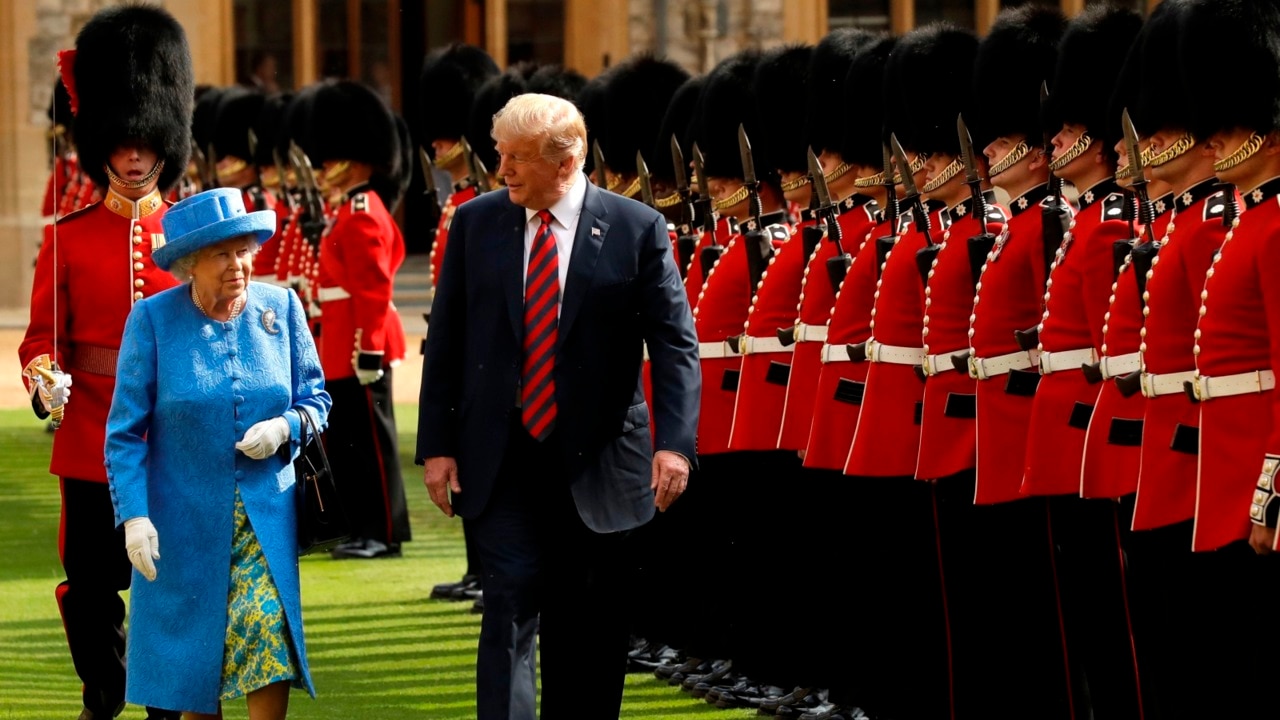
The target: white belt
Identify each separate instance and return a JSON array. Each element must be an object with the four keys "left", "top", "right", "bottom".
[
  {"left": 1140, "top": 370, "right": 1196, "bottom": 398},
  {"left": 1099, "top": 352, "right": 1141, "bottom": 380},
  {"left": 1038, "top": 347, "right": 1098, "bottom": 376},
  {"left": 969, "top": 349, "right": 1038, "bottom": 380},
  {"left": 698, "top": 341, "right": 735, "bottom": 360},
  {"left": 866, "top": 339, "right": 926, "bottom": 366},
  {"left": 740, "top": 335, "right": 793, "bottom": 355},
  {"left": 795, "top": 323, "right": 828, "bottom": 343},
  {"left": 1190, "top": 370, "right": 1275, "bottom": 402},
  {"left": 922, "top": 349, "right": 968, "bottom": 376},
  {"left": 821, "top": 343, "right": 856, "bottom": 364},
  {"left": 317, "top": 286, "right": 351, "bottom": 302}
]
